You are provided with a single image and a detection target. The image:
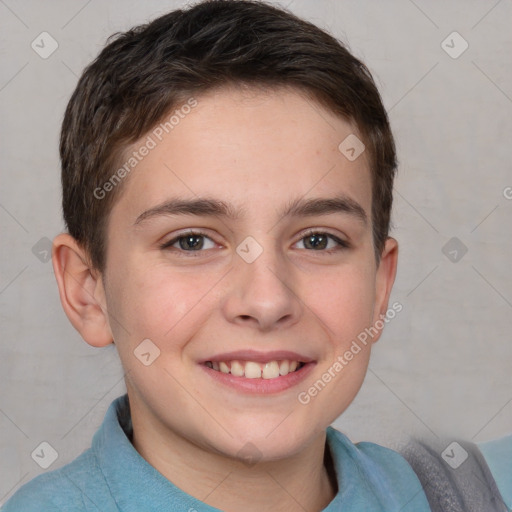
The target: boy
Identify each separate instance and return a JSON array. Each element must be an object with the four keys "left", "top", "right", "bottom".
[{"left": 3, "top": 1, "right": 510, "bottom": 510}]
